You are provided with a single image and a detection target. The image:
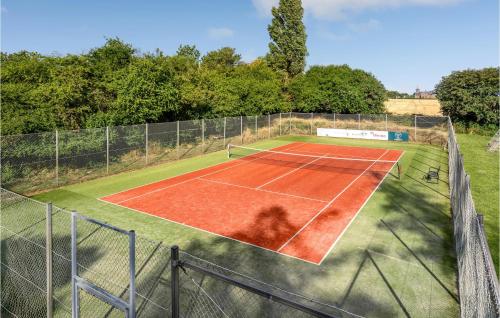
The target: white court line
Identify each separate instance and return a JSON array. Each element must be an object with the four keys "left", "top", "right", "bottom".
[
  {"left": 317, "top": 150, "right": 404, "bottom": 265},
  {"left": 277, "top": 149, "right": 390, "bottom": 252},
  {"left": 256, "top": 154, "right": 328, "bottom": 189},
  {"left": 102, "top": 142, "right": 304, "bottom": 199},
  {"left": 96, "top": 197, "right": 321, "bottom": 265},
  {"left": 112, "top": 143, "right": 306, "bottom": 204},
  {"left": 198, "top": 177, "right": 328, "bottom": 203}
]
